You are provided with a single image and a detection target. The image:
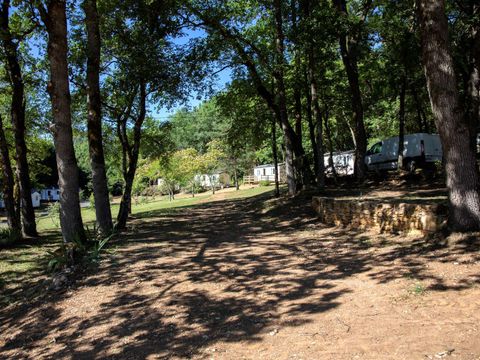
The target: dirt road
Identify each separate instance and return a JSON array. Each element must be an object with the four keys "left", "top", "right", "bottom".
[{"left": 1, "top": 192, "right": 480, "bottom": 359}]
